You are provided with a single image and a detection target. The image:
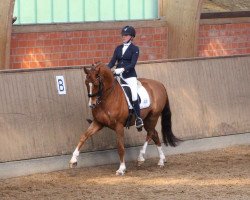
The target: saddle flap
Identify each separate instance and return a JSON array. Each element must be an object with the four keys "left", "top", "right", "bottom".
[{"left": 121, "top": 81, "right": 150, "bottom": 110}]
